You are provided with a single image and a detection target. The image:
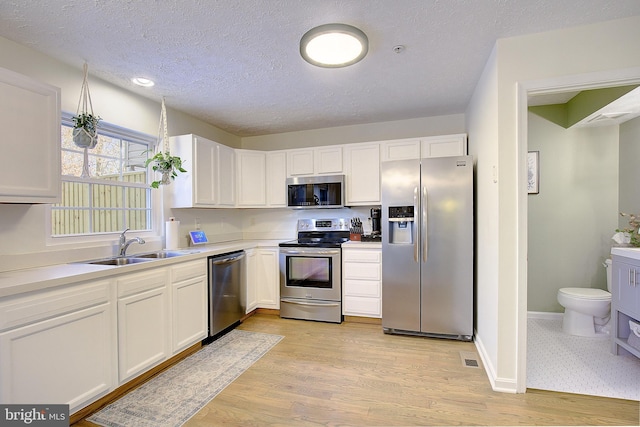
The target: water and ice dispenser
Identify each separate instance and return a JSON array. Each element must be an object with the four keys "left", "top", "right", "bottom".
[{"left": 387, "top": 206, "right": 414, "bottom": 244}]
